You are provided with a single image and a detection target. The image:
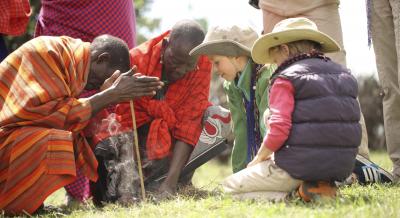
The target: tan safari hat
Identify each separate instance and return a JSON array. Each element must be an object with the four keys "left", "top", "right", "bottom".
[
  {"left": 251, "top": 17, "right": 341, "bottom": 64},
  {"left": 189, "top": 25, "right": 258, "bottom": 57}
]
